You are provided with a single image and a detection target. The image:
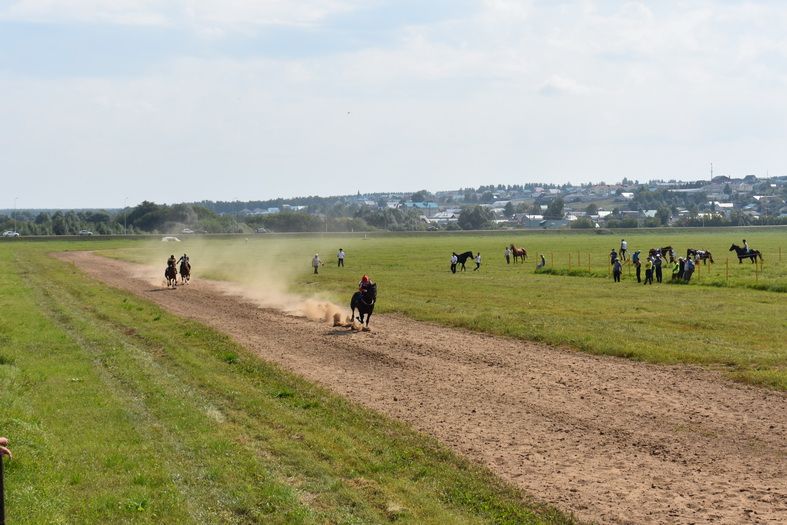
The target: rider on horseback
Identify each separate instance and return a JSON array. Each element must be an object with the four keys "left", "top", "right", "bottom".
[
  {"left": 167, "top": 254, "right": 176, "bottom": 268},
  {"left": 177, "top": 253, "right": 190, "bottom": 270},
  {"left": 358, "top": 274, "right": 374, "bottom": 298},
  {"left": 743, "top": 239, "right": 750, "bottom": 254}
]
